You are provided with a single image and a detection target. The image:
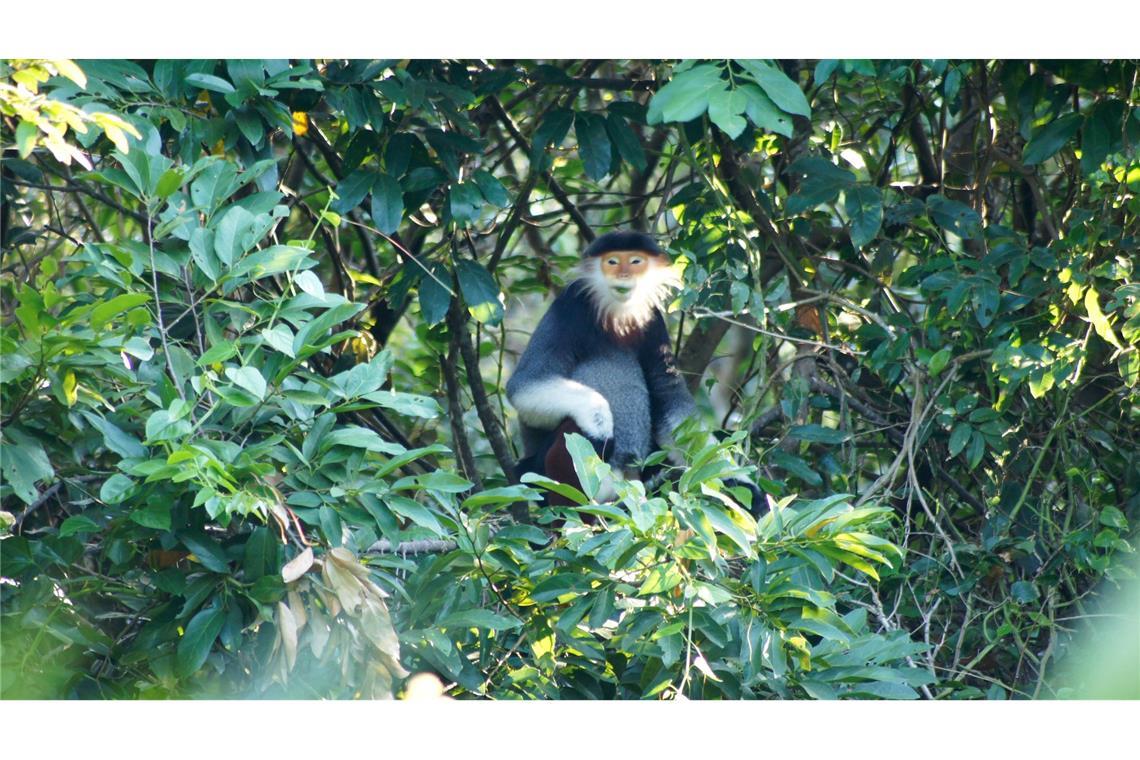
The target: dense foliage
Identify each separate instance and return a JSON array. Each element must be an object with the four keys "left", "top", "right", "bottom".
[{"left": 1, "top": 58, "right": 1137, "bottom": 700}]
